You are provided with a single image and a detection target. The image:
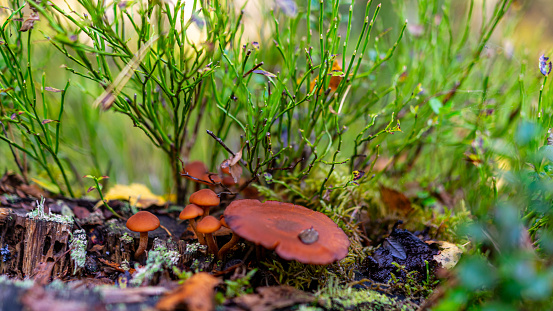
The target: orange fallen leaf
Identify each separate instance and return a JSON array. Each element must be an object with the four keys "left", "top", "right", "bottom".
[
  {"left": 156, "top": 272, "right": 221, "bottom": 311},
  {"left": 98, "top": 258, "right": 136, "bottom": 274},
  {"left": 379, "top": 185, "right": 413, "bottom": 216},
  {"left": 309, "top": 60, "right": 345, "bottom": 94}
]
